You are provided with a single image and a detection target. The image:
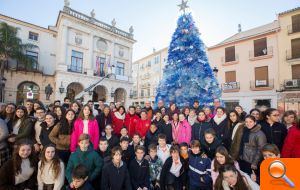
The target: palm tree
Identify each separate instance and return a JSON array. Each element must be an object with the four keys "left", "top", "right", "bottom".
[{"left": 0, "top": 22, "right": 36, "bottom": 101}]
